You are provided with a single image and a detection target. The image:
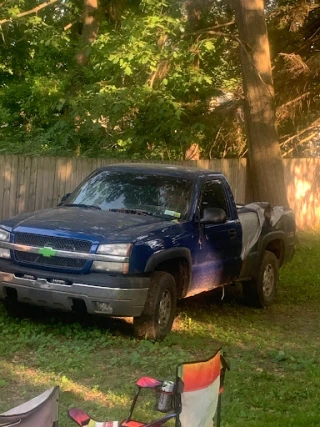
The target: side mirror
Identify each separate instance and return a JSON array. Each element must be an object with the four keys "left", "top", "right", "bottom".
[
  {"left": 58, "top": 193, "right": 71, "bottom": 206},
  {"left": 200, "top": 208, "right": 227, "bottom": 224}
]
